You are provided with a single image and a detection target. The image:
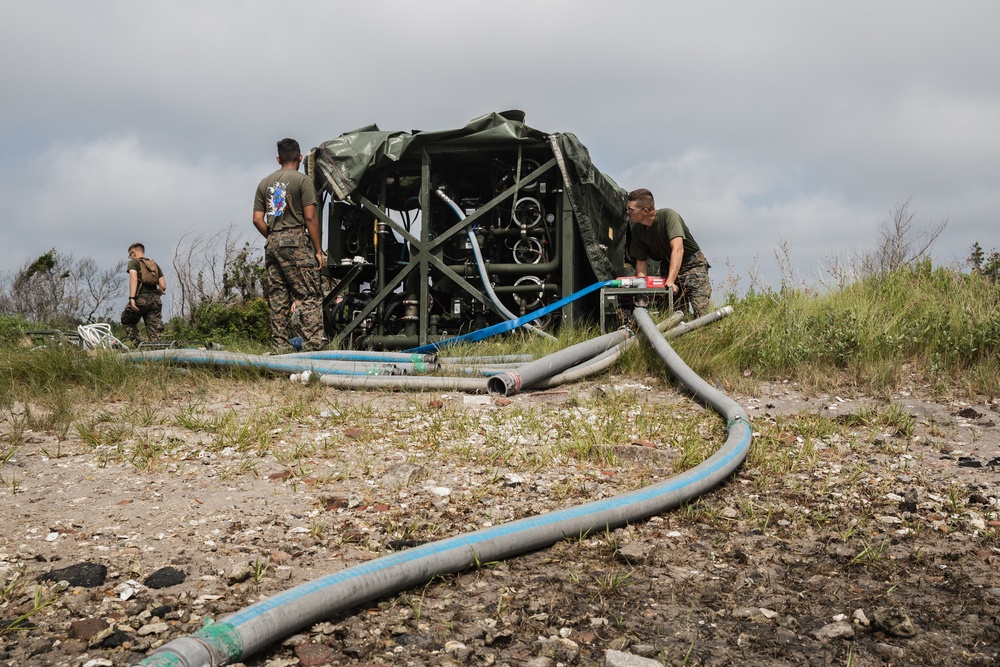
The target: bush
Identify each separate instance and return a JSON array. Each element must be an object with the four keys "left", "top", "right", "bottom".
[
  {"left": 176, "top": 297, "right": 270, "bottom": 347},
  {"left": 0, "top": 315, "right": 30, "bottom": 348}
]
